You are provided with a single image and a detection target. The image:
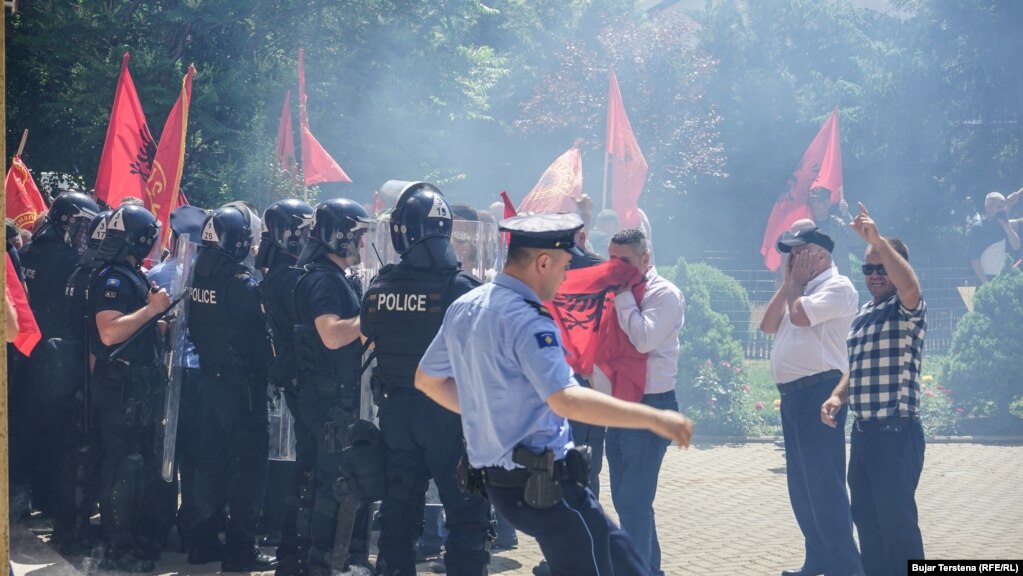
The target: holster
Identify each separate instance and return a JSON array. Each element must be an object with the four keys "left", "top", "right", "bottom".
[
  {"left": 456, "top": 453, "right": 486, "bottom": 497},
  {"left": 512, "top": 447, "right": 562, "bottom": 509},
  {"left": 565, "top": 445, "right": 592, "bottom": 487},
  {"left": 323, "top": 408, "right": 355, "bottom": 454}
]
